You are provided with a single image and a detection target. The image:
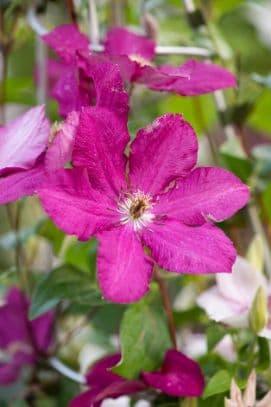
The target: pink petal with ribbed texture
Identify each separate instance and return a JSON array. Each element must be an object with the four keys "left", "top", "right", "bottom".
[
  {"left": 38, "top": 168, "right": 119, "bottom": 241},
  {"left": 78, "top": 49, "right": 138, "bottom": 85},
  {"left": 72, "top": 107, "right": 129, "bottom": 197},
  {"left": 97, "top": 226, "right": 153, "bottom": 303},
  {"left": 148, "top": 60, "right": 236, "bottom": 95},
  {"left": 129, "top": 114, "right": 198, "bottom": 195},
  {"left": 77, "top": 53, "right": 129, "bottom": 121},
  {"left": 154, "top": 167, "right": 249, "bottom": 225},
  {"left": 0, "top": 161, "right": 45, "bottom": 204},
  {"left": 142, "top": 349, "right": 205, "bottom": 397},
  {"left": 0, "top": 106, "right": 49, "bottom": 174},
  {"left": 45, "top": 111, "right": 79, "bottom": 171},
  {"left": 142, "top": 220, "right": 236, "bottom": 274},
  {"left": 105, "top": 27, "right": 155, "bottom": 61},
  {"left": 51, "top": 66, "right": 91, "bottom": 118},
  {"left": 42, "top": 24, "right": 89, "bottom": 63}
]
